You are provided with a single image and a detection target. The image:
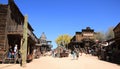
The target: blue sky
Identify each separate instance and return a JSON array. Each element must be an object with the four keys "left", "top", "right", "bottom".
[{"left": 1, "top": 0, "right": 120, "bottom": 49}]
